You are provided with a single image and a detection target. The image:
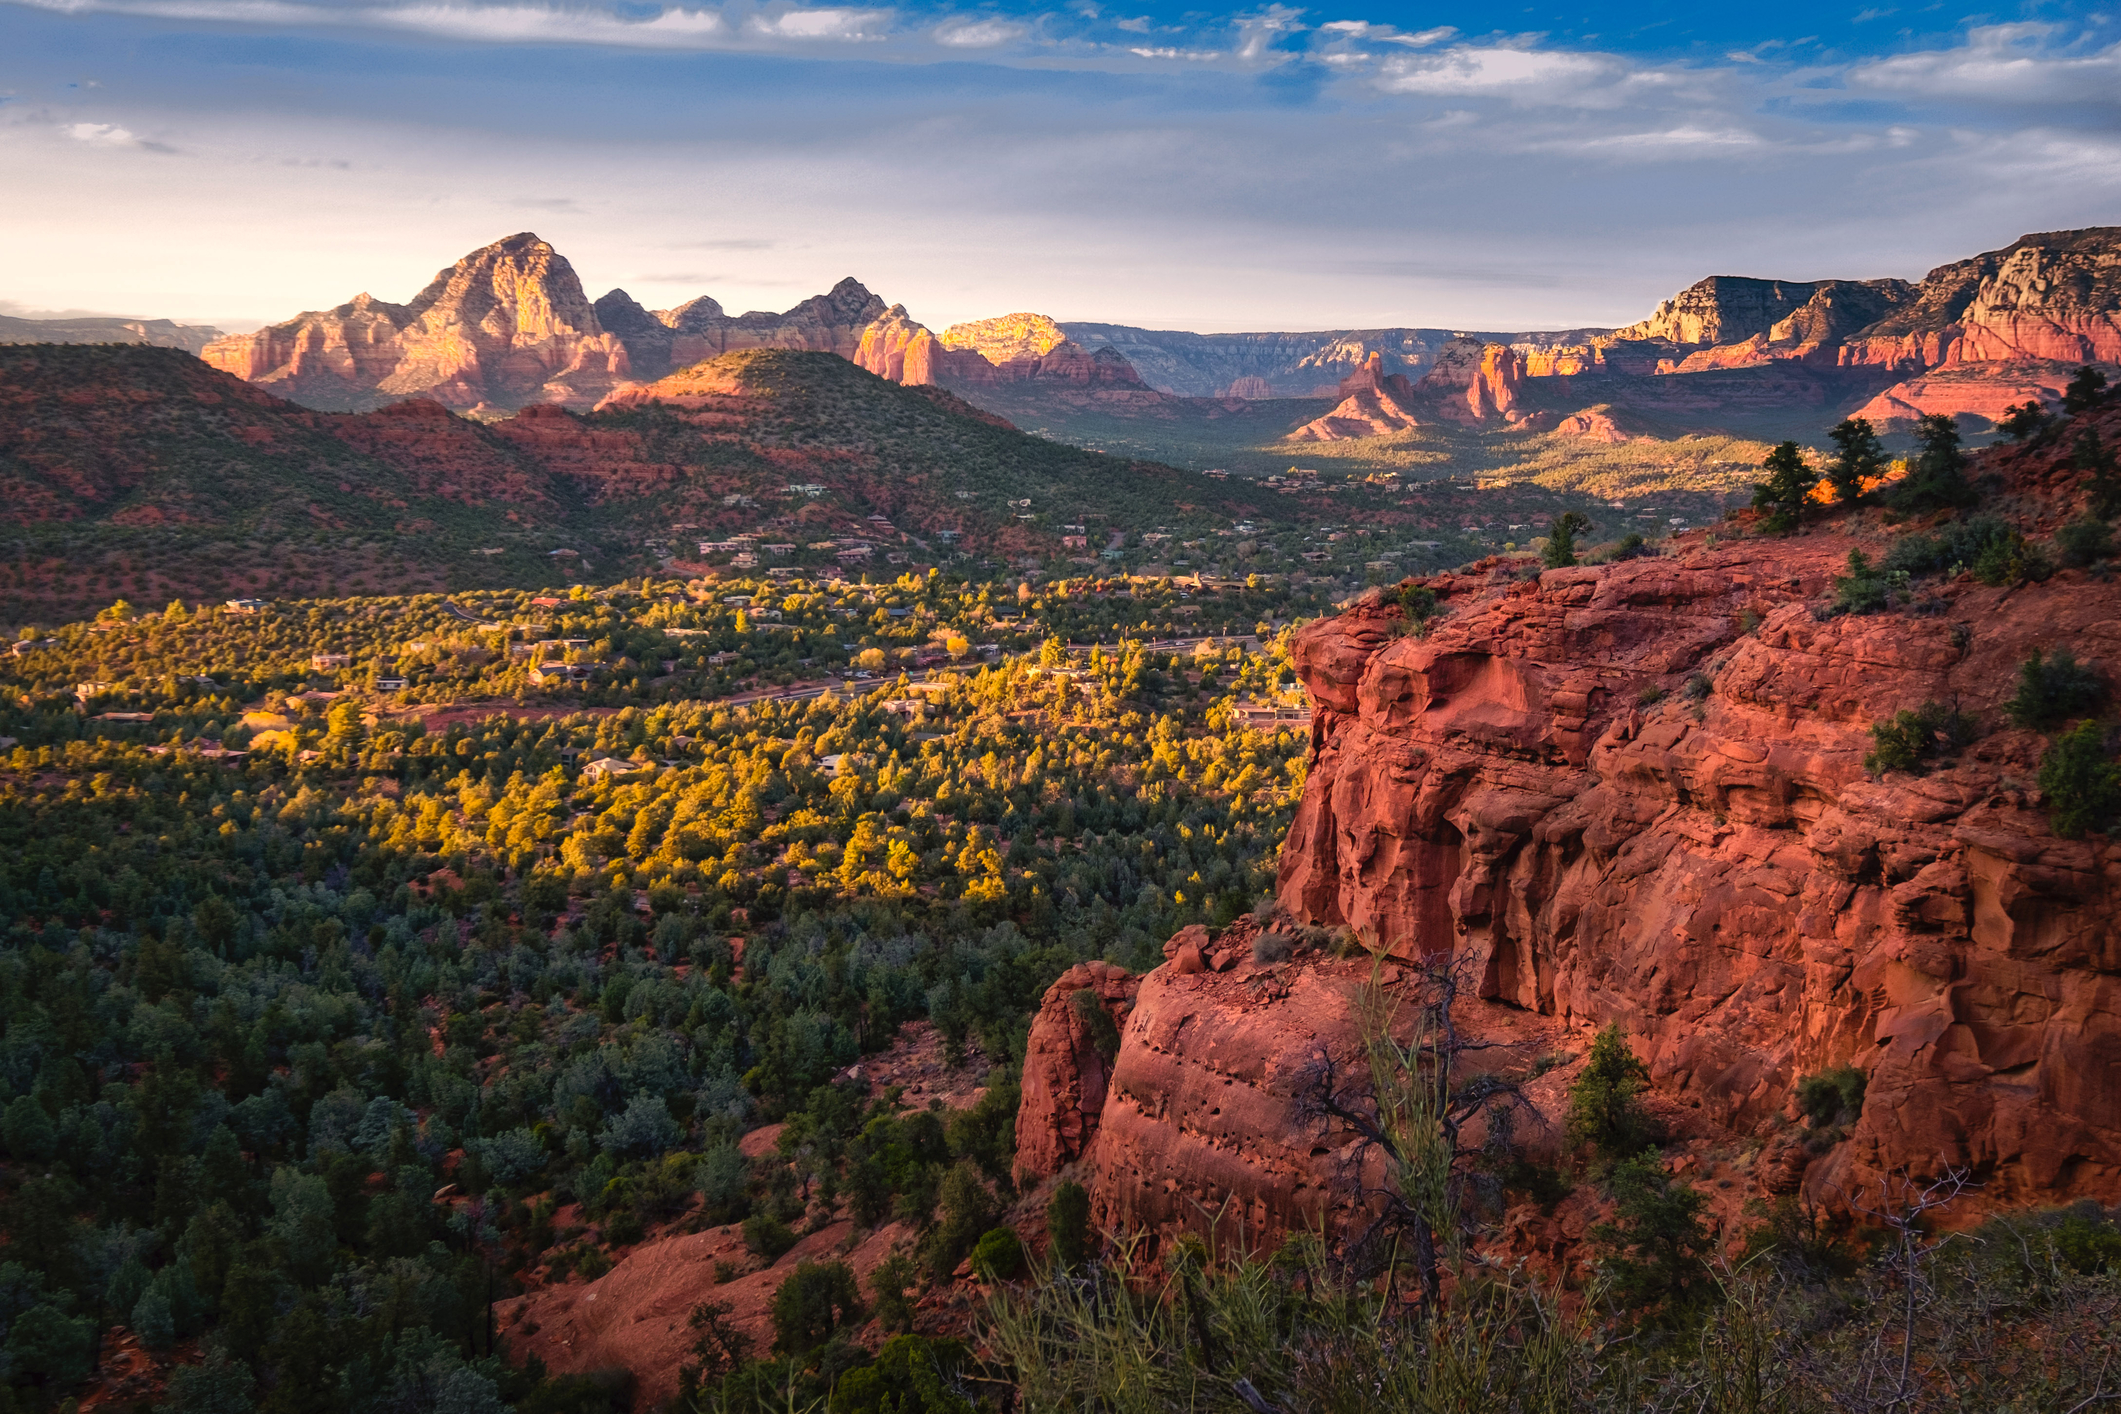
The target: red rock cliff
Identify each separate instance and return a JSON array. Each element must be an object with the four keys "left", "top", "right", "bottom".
[{"left": 1026, "top": 423, "right": 2121, "bottom": 1247}]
